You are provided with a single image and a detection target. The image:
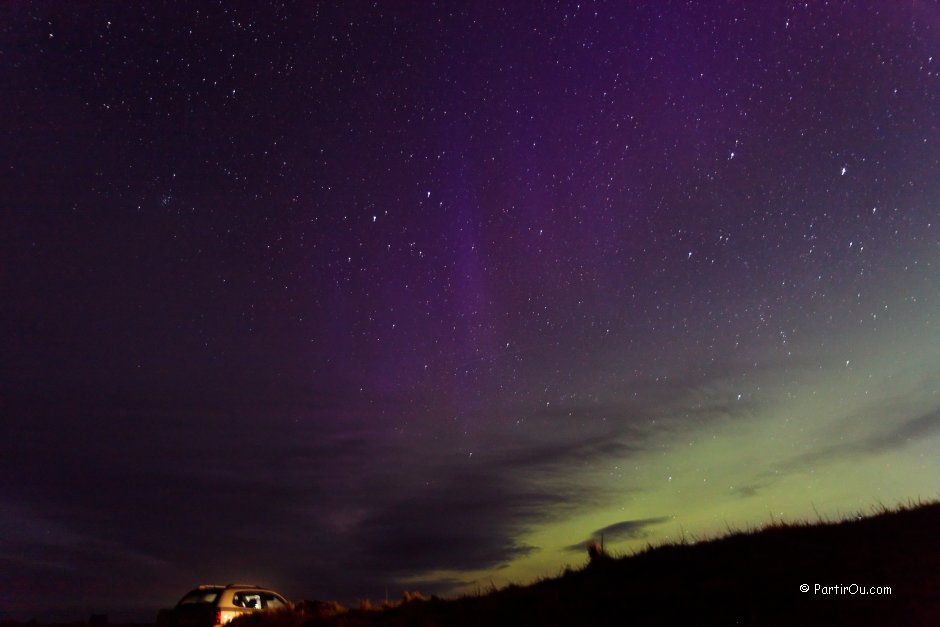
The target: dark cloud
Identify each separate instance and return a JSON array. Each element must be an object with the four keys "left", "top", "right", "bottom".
[
  {"left": 353, "top": 420, "right": 651, "bottom": 575},
  {"left": 0, "top": 343, "right": 776, "bottom": 612},
  {"left": 861, "top": 407, "right": 940, "bottom": 454},
  {"left": 732, "top": 484, "right": 767, "bottom": 499},
  {"left": 767, "top": 404, "right": 940, "bottom": 477},
  {"left": 357, "top": 480, "right": 543, "bottom": 574},
  {"left": 0, "top": 381, "right": 657, "bottom": 611},
  {"left": 563, "top": 516, "right": 672, "bottom": 552}
]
